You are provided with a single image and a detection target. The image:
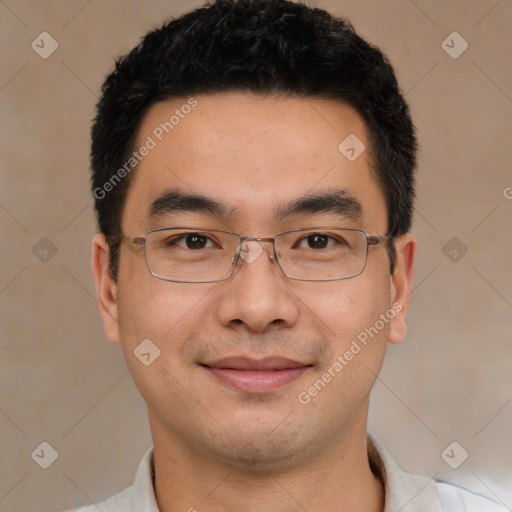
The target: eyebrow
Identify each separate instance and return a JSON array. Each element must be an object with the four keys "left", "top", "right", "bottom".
[
  {"left": 275, "top": 190, "right": 362, "bottom": 222},
  {"left": 148, "top": 189, "right": 231, "bottom": 218},
  {"left": 147, "top": 188, "right": 362, "bottom": 223}
]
